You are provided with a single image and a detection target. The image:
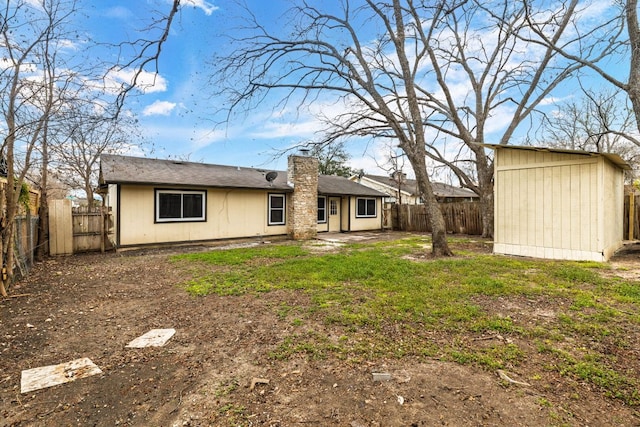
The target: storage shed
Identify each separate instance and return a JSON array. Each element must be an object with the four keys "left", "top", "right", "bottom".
[{"left": 486, "top": 144, "right": 630, "bottom": 262}]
